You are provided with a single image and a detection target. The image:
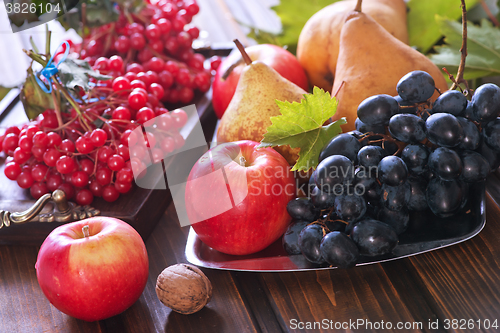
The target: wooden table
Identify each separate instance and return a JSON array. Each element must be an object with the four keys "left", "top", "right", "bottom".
[{"left": 2, "top": 1, "right": 500, "bottom": 332}]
